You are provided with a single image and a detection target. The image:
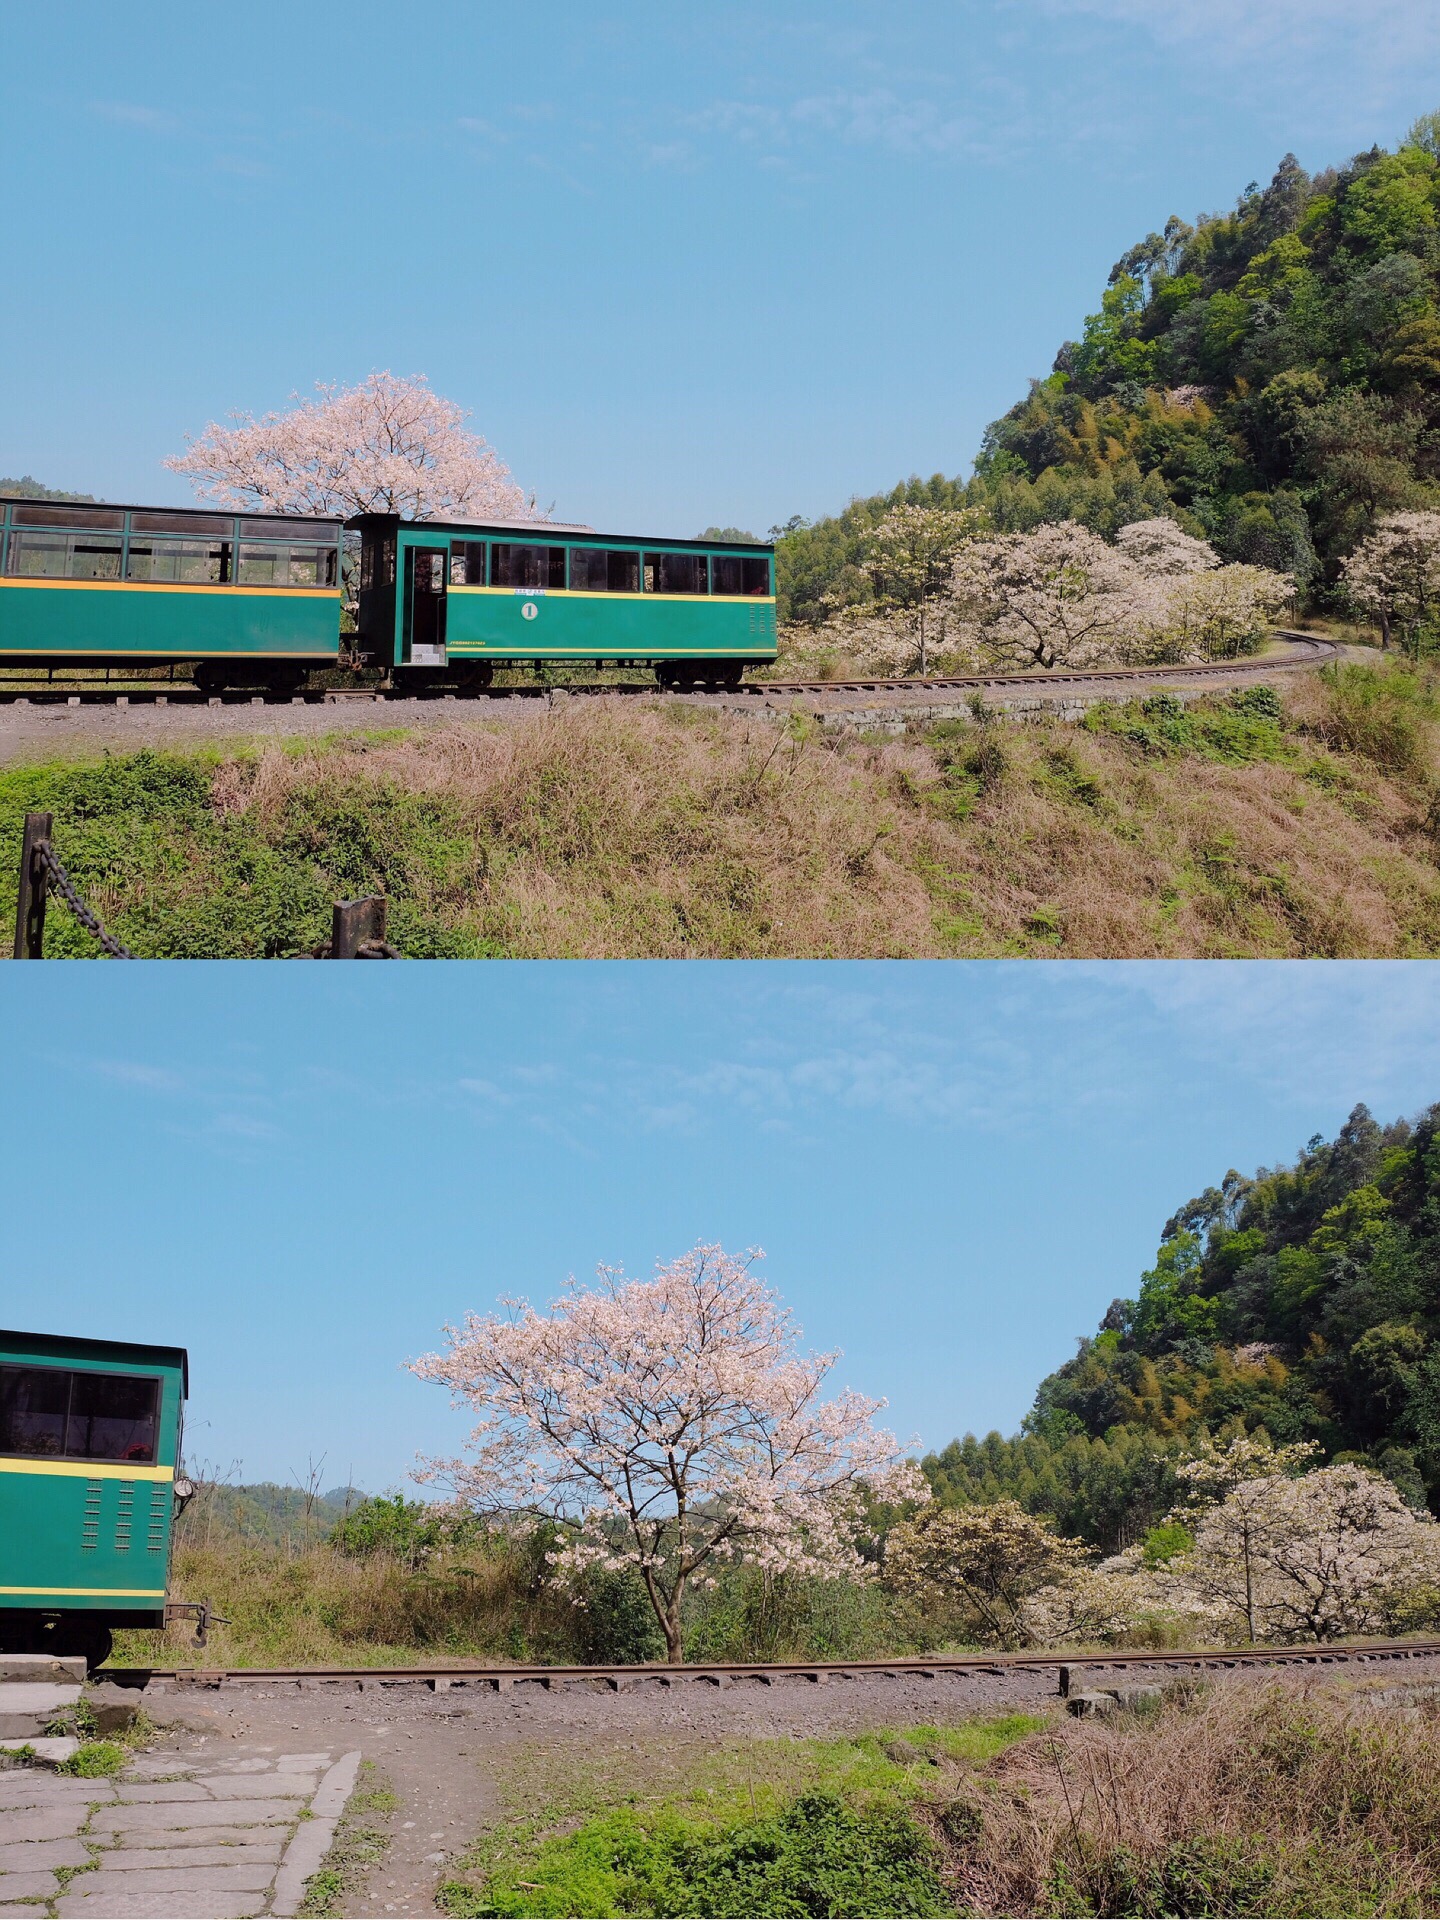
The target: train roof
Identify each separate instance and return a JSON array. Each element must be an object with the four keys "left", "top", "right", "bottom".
[
  {"left": 0, "top": 1328, "right": 189, "bottom": 1394},
  {"left": 347, "top": 512, "right": 773, "bottom": 552}
]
